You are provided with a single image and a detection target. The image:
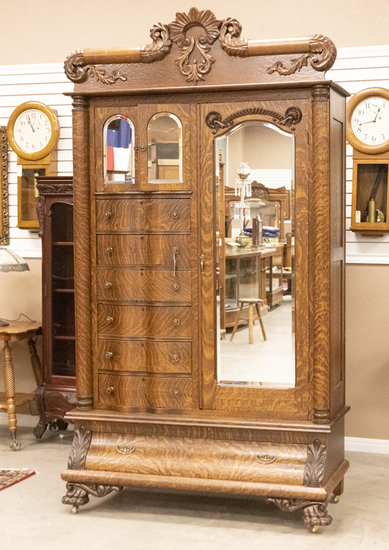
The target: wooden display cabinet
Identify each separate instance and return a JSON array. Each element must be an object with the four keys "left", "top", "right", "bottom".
[
  {"left": 34, "top": 176, "right": 77, "bottom": 438},
  {"left": 61, "top": 9, "right": 349, "bottom": 531}
]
